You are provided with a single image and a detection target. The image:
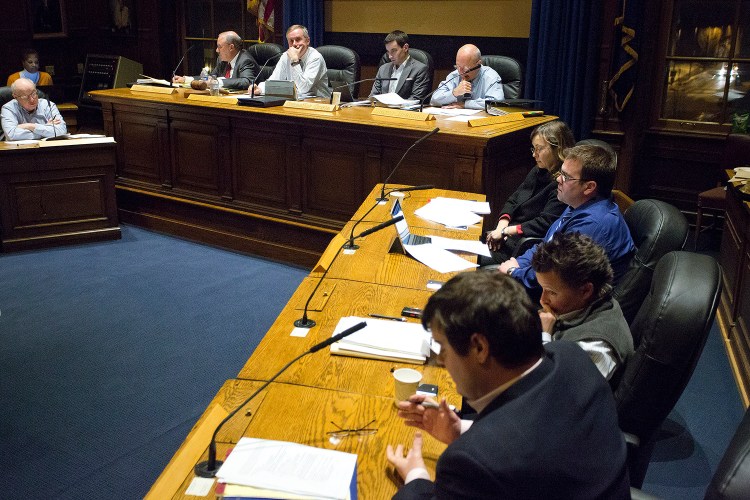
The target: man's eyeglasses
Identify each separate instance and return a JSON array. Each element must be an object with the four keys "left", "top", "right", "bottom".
[
  {"left": 326, "top": 419, "right": 378, "bottom": 441},
  {"left": 559, "top": 170, "right": 588, "bottom": 183},
  {"left": 16, "top": 92, "right": 38, "bottom": 101}
]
